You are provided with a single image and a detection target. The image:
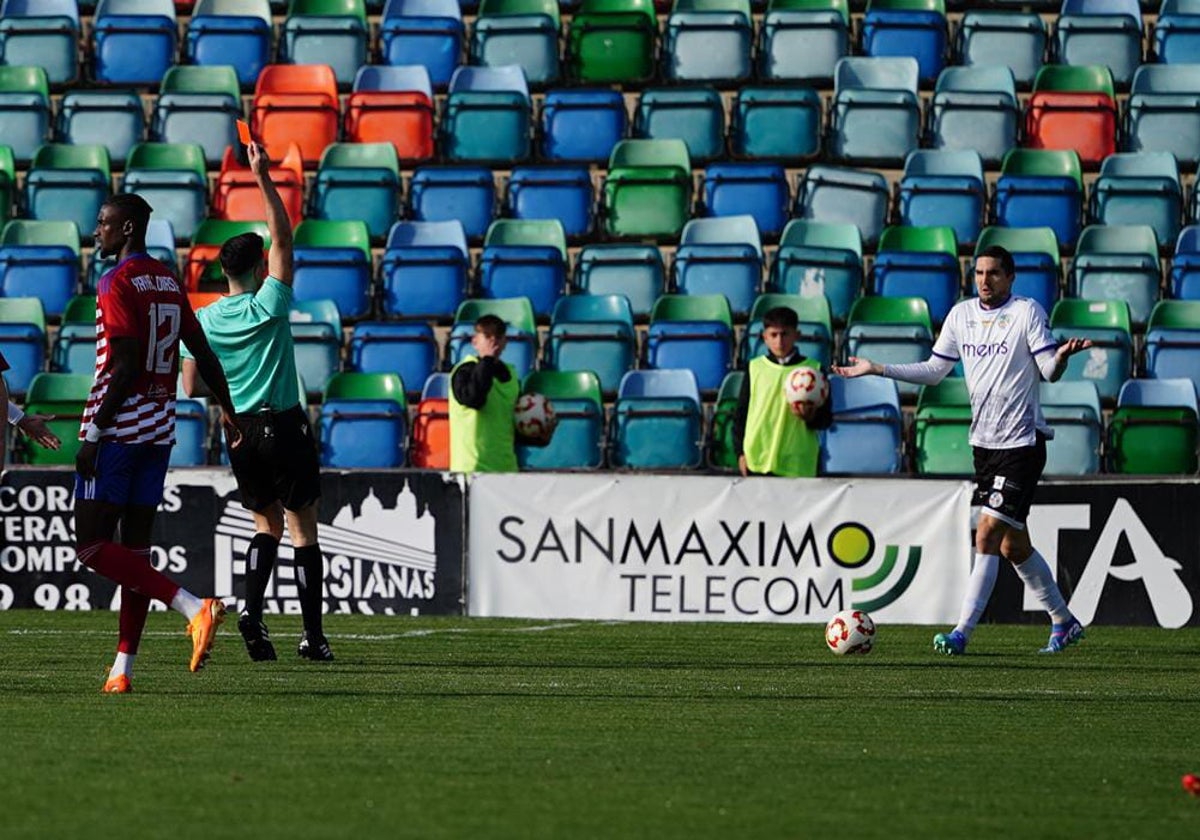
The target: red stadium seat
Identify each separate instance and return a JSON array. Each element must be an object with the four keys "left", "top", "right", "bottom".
[
  {"left": 212, "top": 142, "right": 305, "bottom": 227},
  {"left": 1024, "top": 65, "right": 1118, "bottom": 169},
  {"left": 344, "top": 91, "right": 435, "bottom": 162},
  {"left": 250, "top": 64, "right": 340, "bottom": 166},
  {"left": 410, "top": 397, "right": 450, "bottom": 469}
]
